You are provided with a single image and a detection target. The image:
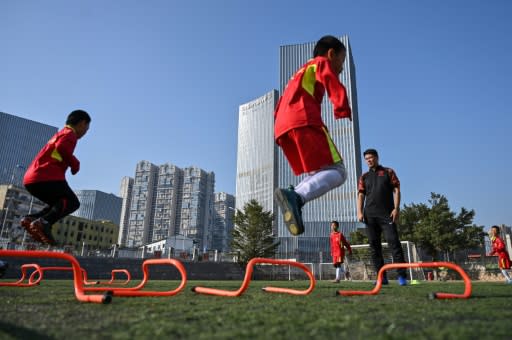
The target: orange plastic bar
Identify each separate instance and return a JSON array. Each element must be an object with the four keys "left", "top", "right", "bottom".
[
  {"left": 96, "top": 269, "right": 131, "bottom": 285},
  {"left": 83, "top": 258, "right": 187, "bottom": 297},
  {"left": 192, "top": 258, "right": 316, "bottom": 297},
  {"left": 0, "top": 250, "right": 111, "bottom": 304},
  {"left": 28, "top": 266, "right": 72, "bottom": 285},
  {"left": 337, "top": 261, "right": 472, "bottom": 299},
  {"left": 0, "top": 263, "right": 42, "bottom": 287}
]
